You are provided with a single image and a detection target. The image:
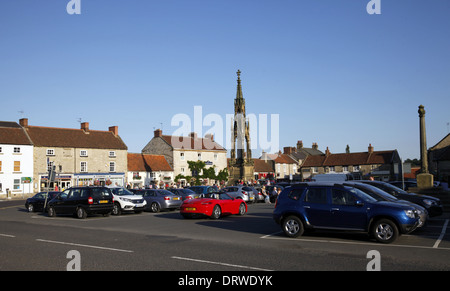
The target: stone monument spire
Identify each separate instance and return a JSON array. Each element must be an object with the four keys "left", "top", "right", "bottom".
[
  {"left": 417, "top": 105, "right": 433, "bottom": 188},
  {"left": 229, "top": 70, "right": 254, "bottom": 184}
]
